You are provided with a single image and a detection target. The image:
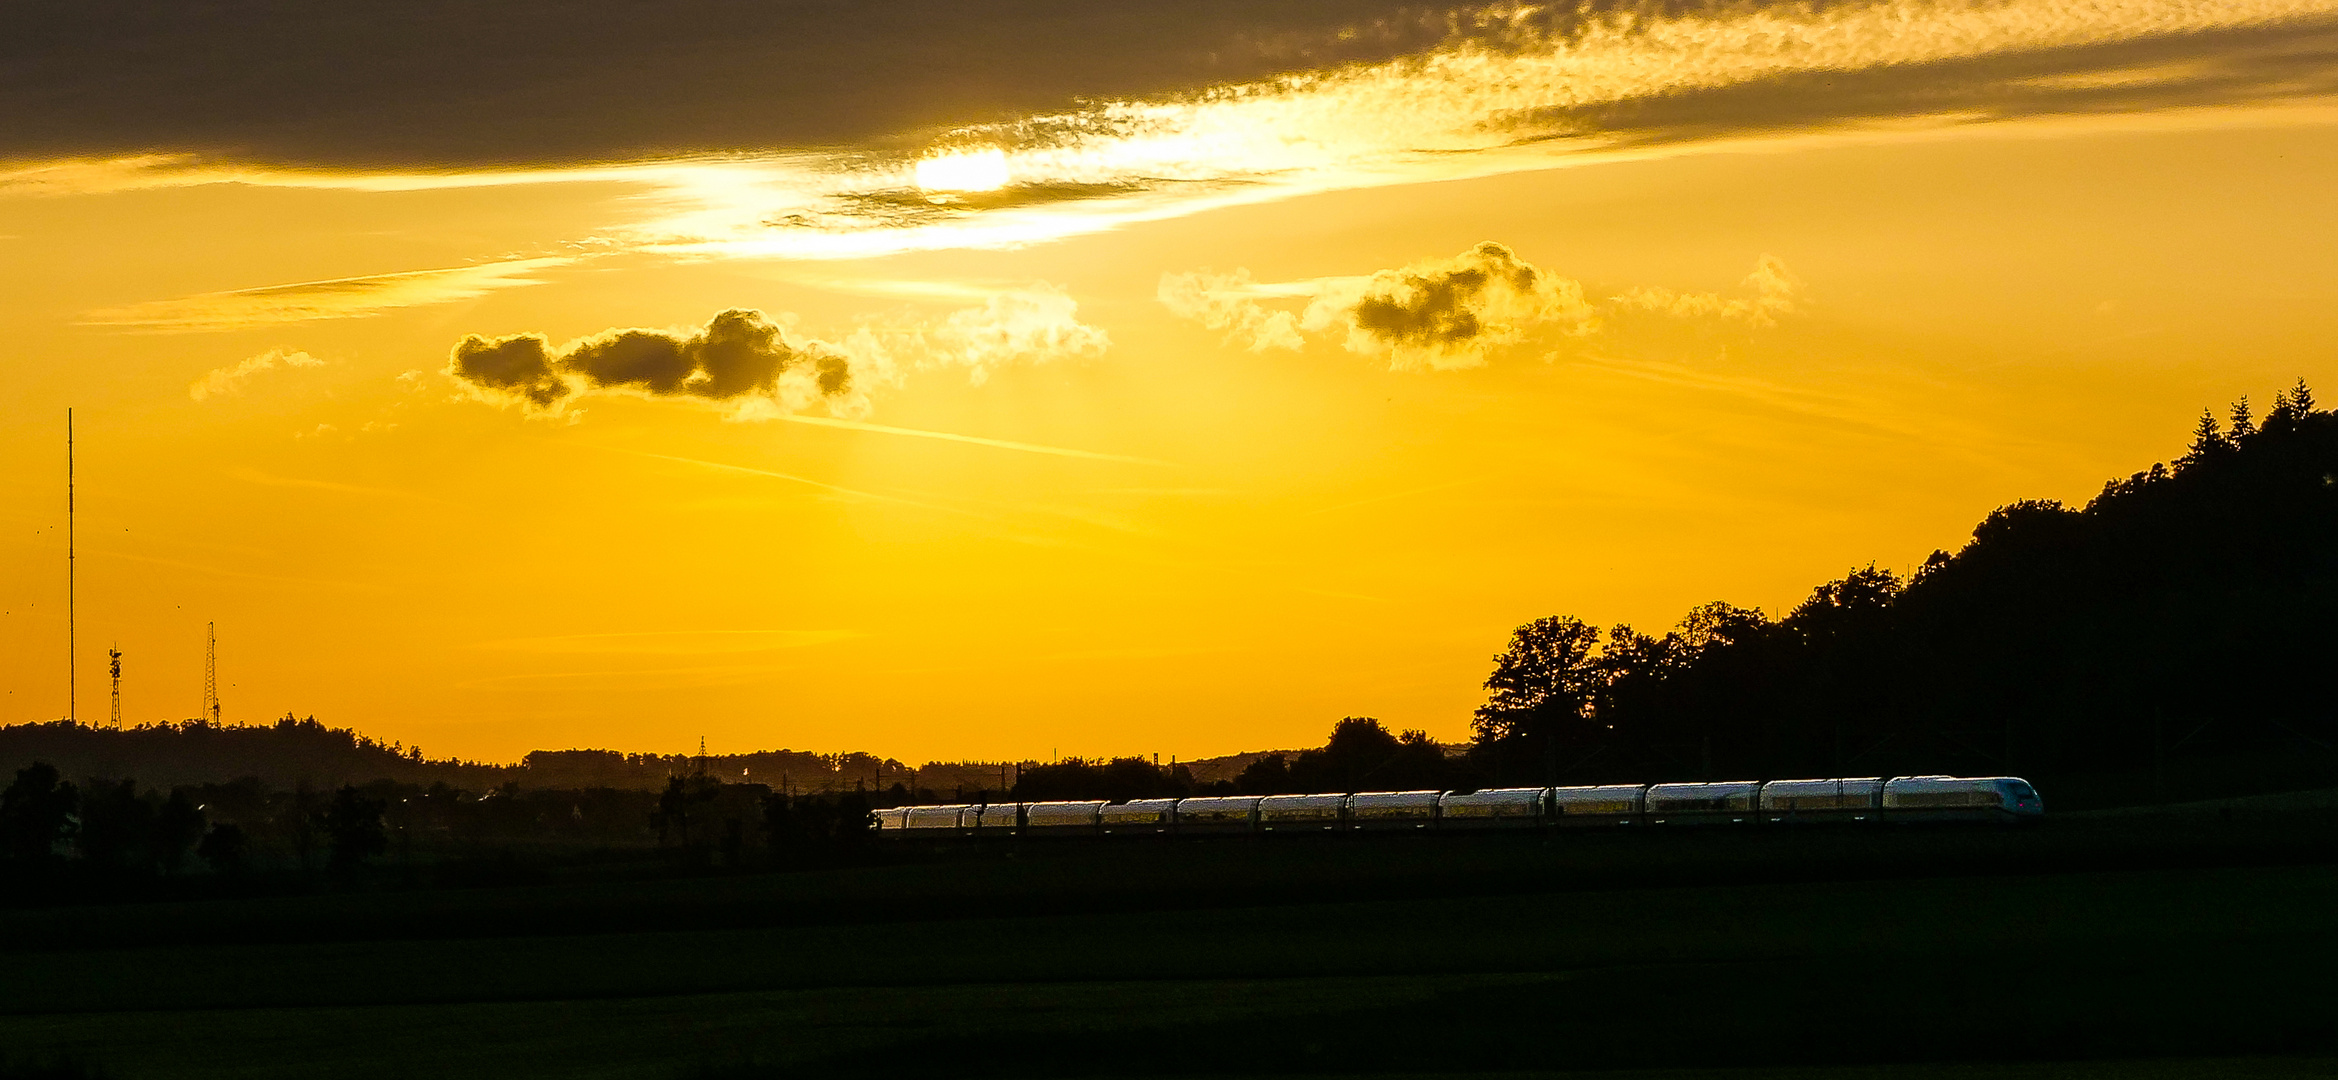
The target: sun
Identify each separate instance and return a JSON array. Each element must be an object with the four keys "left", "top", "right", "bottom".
[{"left": 914, "top": 148, "right": 1011, "bottom": 193}]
